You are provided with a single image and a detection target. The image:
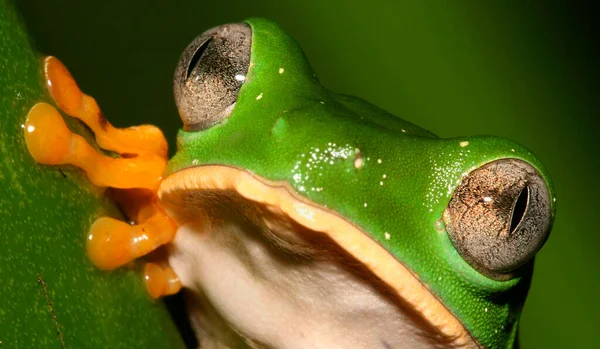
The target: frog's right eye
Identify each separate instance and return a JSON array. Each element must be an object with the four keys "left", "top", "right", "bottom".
[
  {"left": 174, "top": 23, "right": 252, "bottom": 132},
  {"left": 442, "top": 159, "right": 553, "bottom": 280}
]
